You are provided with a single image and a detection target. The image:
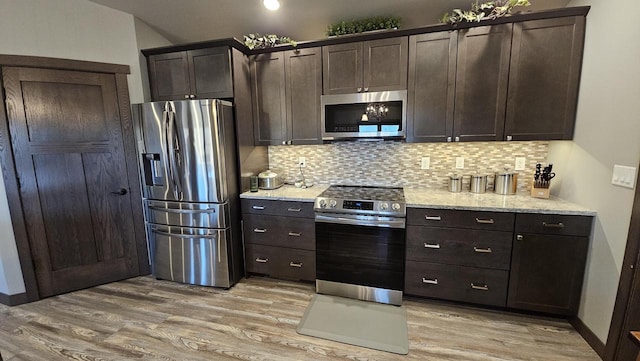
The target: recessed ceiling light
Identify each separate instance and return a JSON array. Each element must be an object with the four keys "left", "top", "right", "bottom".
[{"left": 263, "top": 0, "right": 280, "bottom": 11}]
